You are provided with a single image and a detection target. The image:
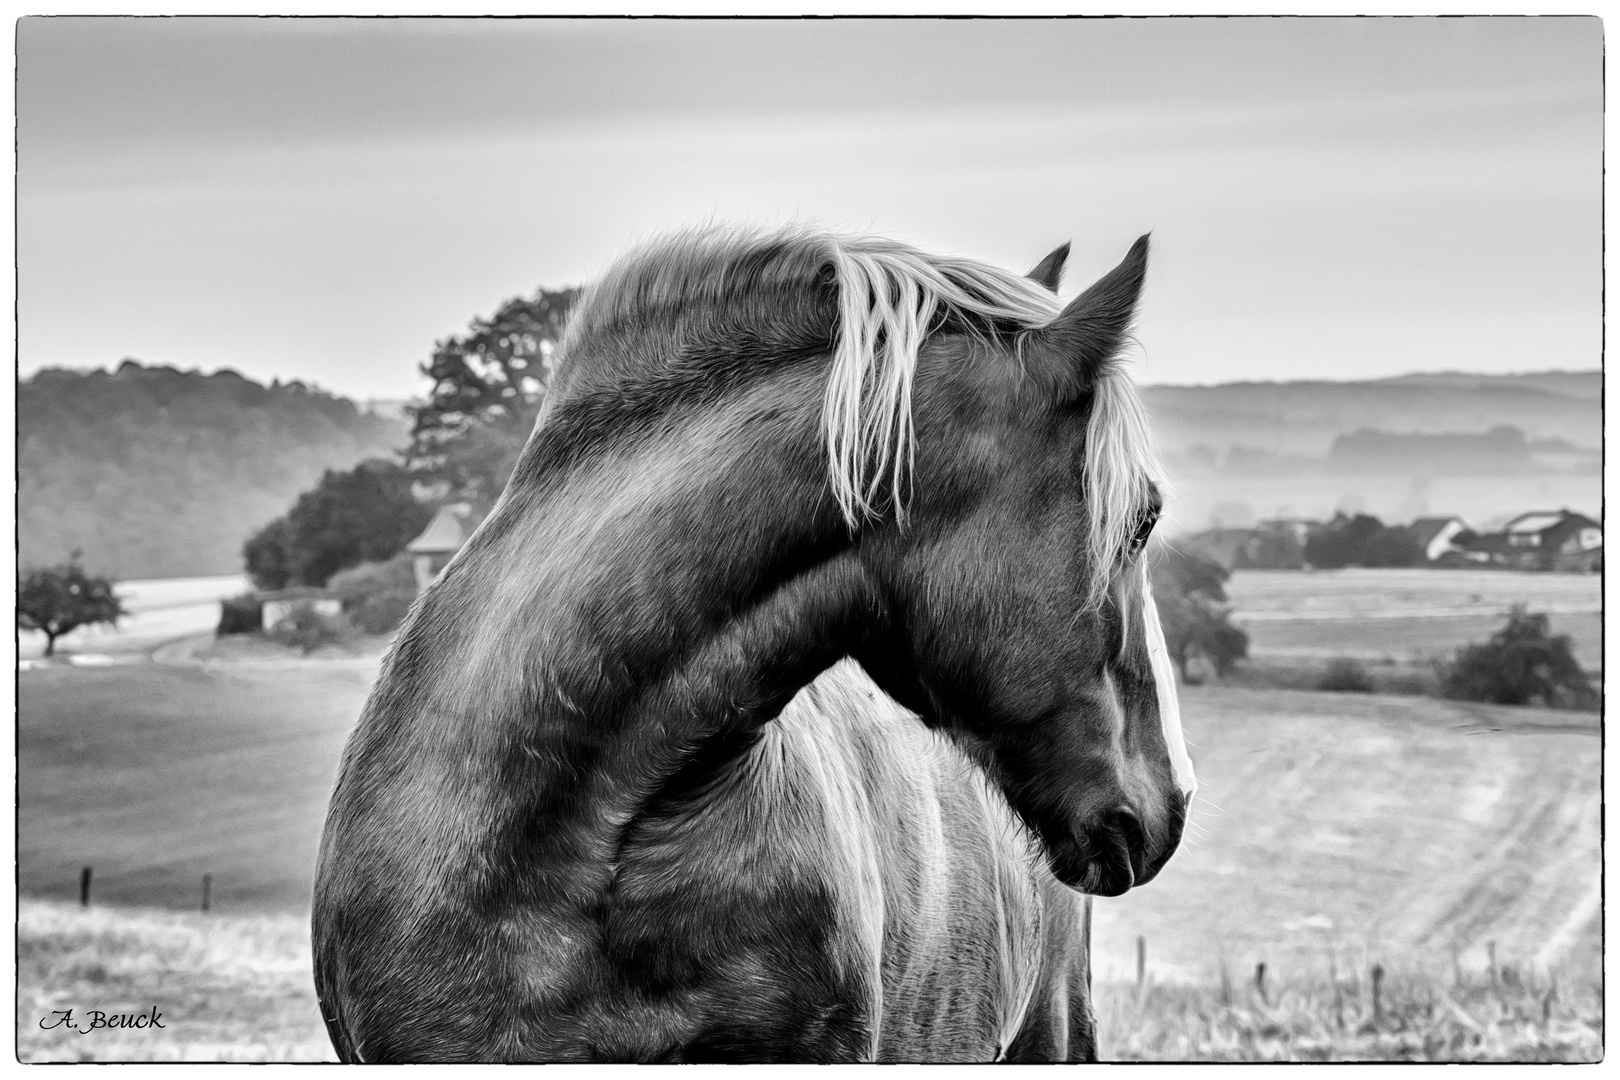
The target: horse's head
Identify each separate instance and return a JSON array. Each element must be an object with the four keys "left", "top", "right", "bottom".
[{"left": 847, "top": 237, "right": 1193, "bottom": 897}]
